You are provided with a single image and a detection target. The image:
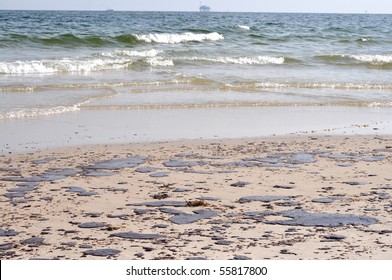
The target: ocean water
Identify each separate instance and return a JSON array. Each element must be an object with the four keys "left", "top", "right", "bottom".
[{"left": 1, "top": 10, "right": 392, "bottom": 119}]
